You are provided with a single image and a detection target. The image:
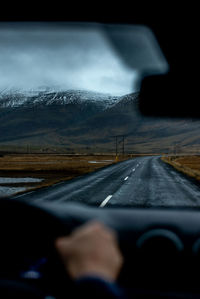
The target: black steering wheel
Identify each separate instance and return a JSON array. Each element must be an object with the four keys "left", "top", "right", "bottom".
[{"left": 0, "top": 198, "right": 72, "bottom": 299}]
